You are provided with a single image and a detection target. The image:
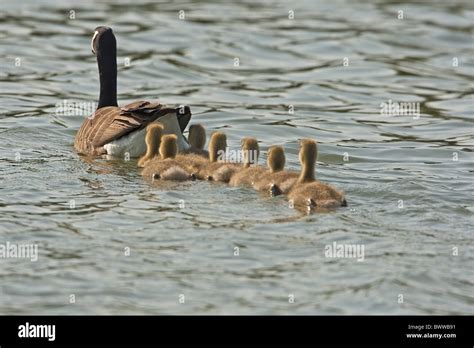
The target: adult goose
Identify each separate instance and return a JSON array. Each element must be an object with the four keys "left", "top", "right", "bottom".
[{"left": 74, "top": 26, "right": 192, "bottom": 157}]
